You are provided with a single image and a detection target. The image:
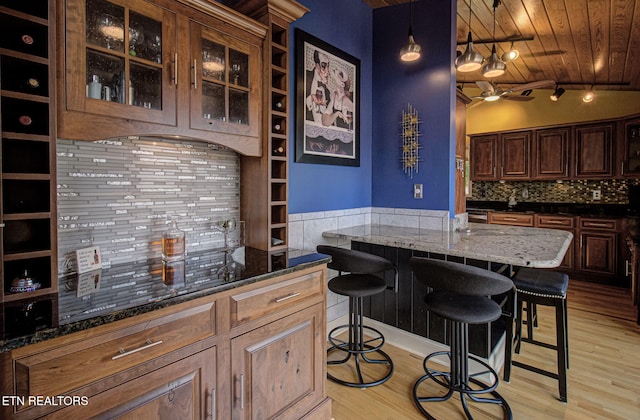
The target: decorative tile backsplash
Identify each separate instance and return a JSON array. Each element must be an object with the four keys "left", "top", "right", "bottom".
[
  {"left": 57, "top": 137, "right": 240, "bottom": 272},
  {"left": 471, "top": 179, "right": 640, "bottom": 204}
]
